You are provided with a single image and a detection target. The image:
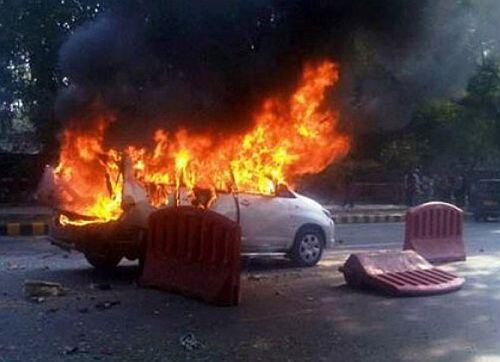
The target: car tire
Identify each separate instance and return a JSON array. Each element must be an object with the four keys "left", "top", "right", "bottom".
[
  {"left": 84, "top": 252, "right": 122, "bottom": 271},
  {"left": 289, "top": 226, "right": 324, "bottom": 267}
]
